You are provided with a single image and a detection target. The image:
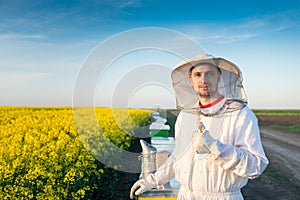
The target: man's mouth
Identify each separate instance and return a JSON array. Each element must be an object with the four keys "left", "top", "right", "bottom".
[{"left": 200, "top": 85, "right": 208, "bottom": 90}]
